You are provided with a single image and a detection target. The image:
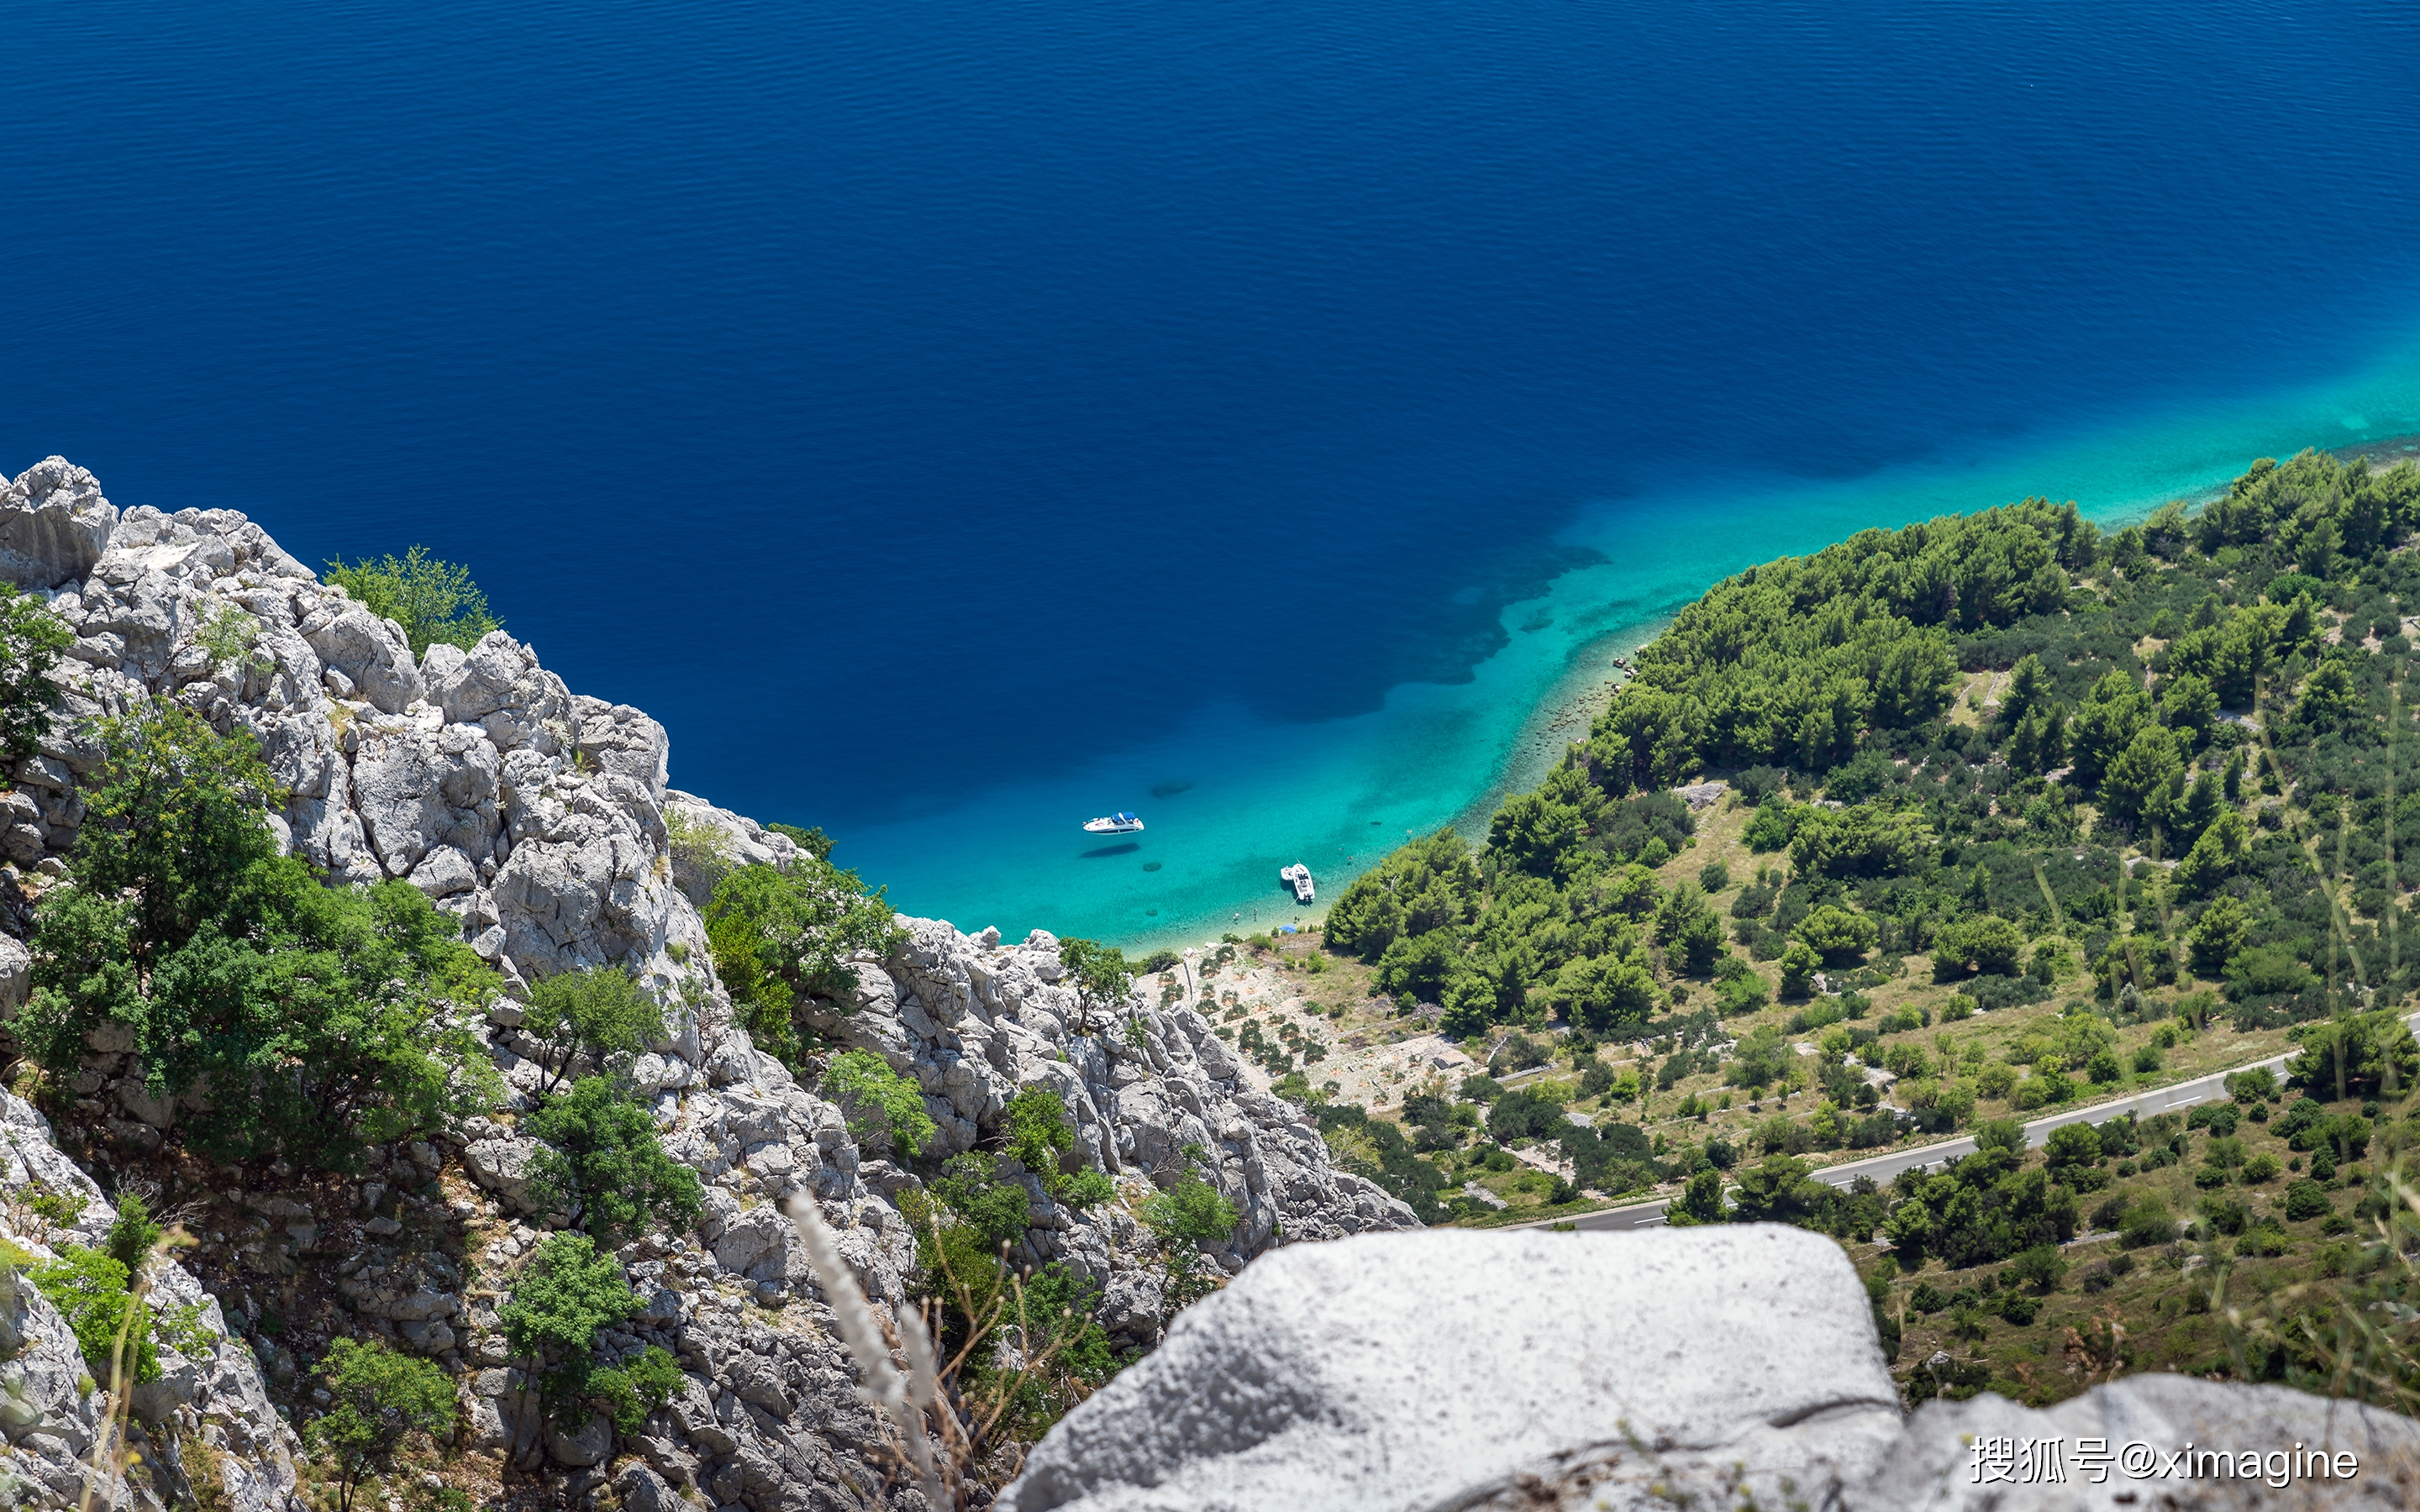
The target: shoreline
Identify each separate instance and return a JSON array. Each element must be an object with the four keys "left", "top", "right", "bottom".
[{"left": 1106, "top": 432, "right": 2420, "bottom": 953}]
